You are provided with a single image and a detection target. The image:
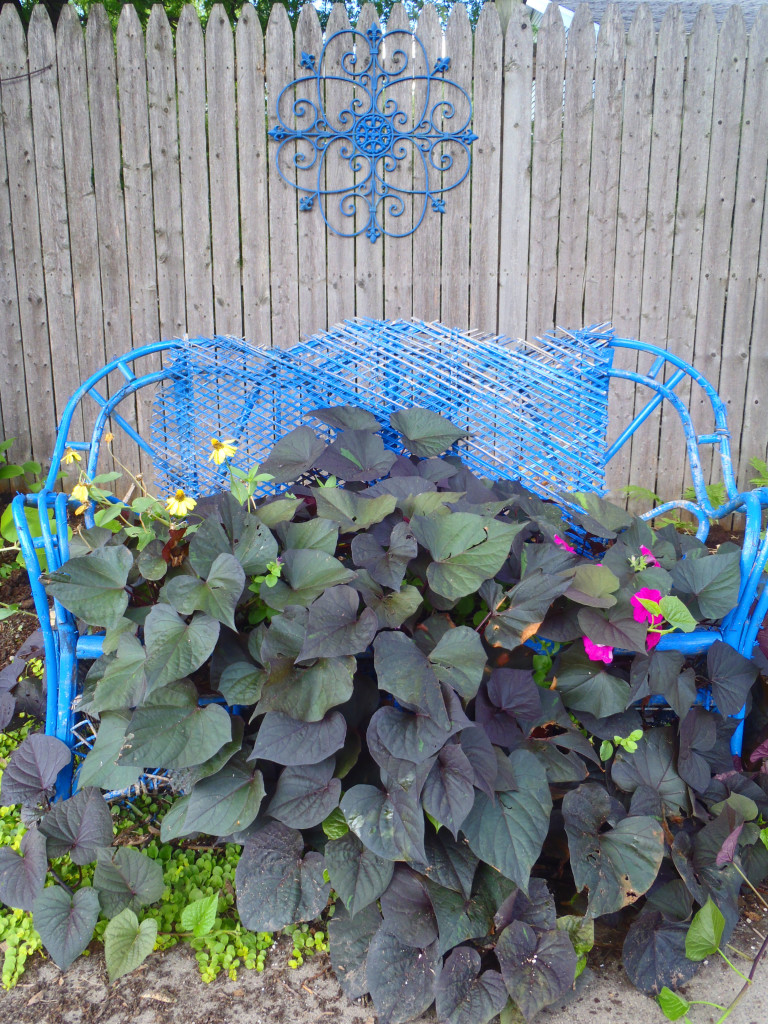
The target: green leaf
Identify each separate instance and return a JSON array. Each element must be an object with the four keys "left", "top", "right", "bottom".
[
  {"left": 119, "top": 693, "right": 232, "bottom": 770},
  {"left": 313, "top": 488, "right": 397, "bottom": 533},
  {"left": 565, "top": 564, "right": 620, "bottom": 608},
  {"left": 32, "top": 885, "right": 100, "bottom": 970},
  {"left": 297, "top": 585, "right": 378, "bottom": 663},
  {"left": 182, "top": 761, "right": 265, "bottom": 837},
  {"left": 77, "top": 711, "right": 141, "bottom": 792},
  {"left": 180, "top": 894, "right": 218, "bottom": 937},
  {"left": 325, "top": 832, "right": 394, "bottom": 917},
  {"left": 254, "top": 496, "right": 299, "bottom": 527},
  {"left": 217, "top": 661, "right": 264, "bottom": 705},
  {"left": 322, "top": 807, "right": 350, "bottom": 840},
  {"left": 659, "top": 596, "right": 697, "bottom": 633},
  {"left": 262, "top": 548, "right": 356, "bottom": 610},
  {"left": 657, "top": 987, "right": 691, "bottom": 1021},
  {"left": 685, "top": 898, "right": 725, "bottom": 961},
  {"left": 670, "top": 551, "right": 741, "bottom": 620},
  {"left": 428, "top": 626, "right": 487, "bottom": 700},
  {"left": 255, "top": 655, "right": 355, "bottom": 722},
  {"left": 92, "top": 634, "right": 148, "bottom": 712},
  {"left": 93, "top": 847, "right": 166, "bottom": 919},
  {"left": 43, "top": 545, "right": 133, "bottom": 628},
  {"left": 104, "top": 907, "right": 158, "bottom": 983},
  {"left": 390, "top": 408, "right": 467, "bottom": 457},
  {"left": 144, "top": 606, "right": 220, "bottom": 692},
  {"left": 165, "top": 553, "right": 245, "bottom": 630}
]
